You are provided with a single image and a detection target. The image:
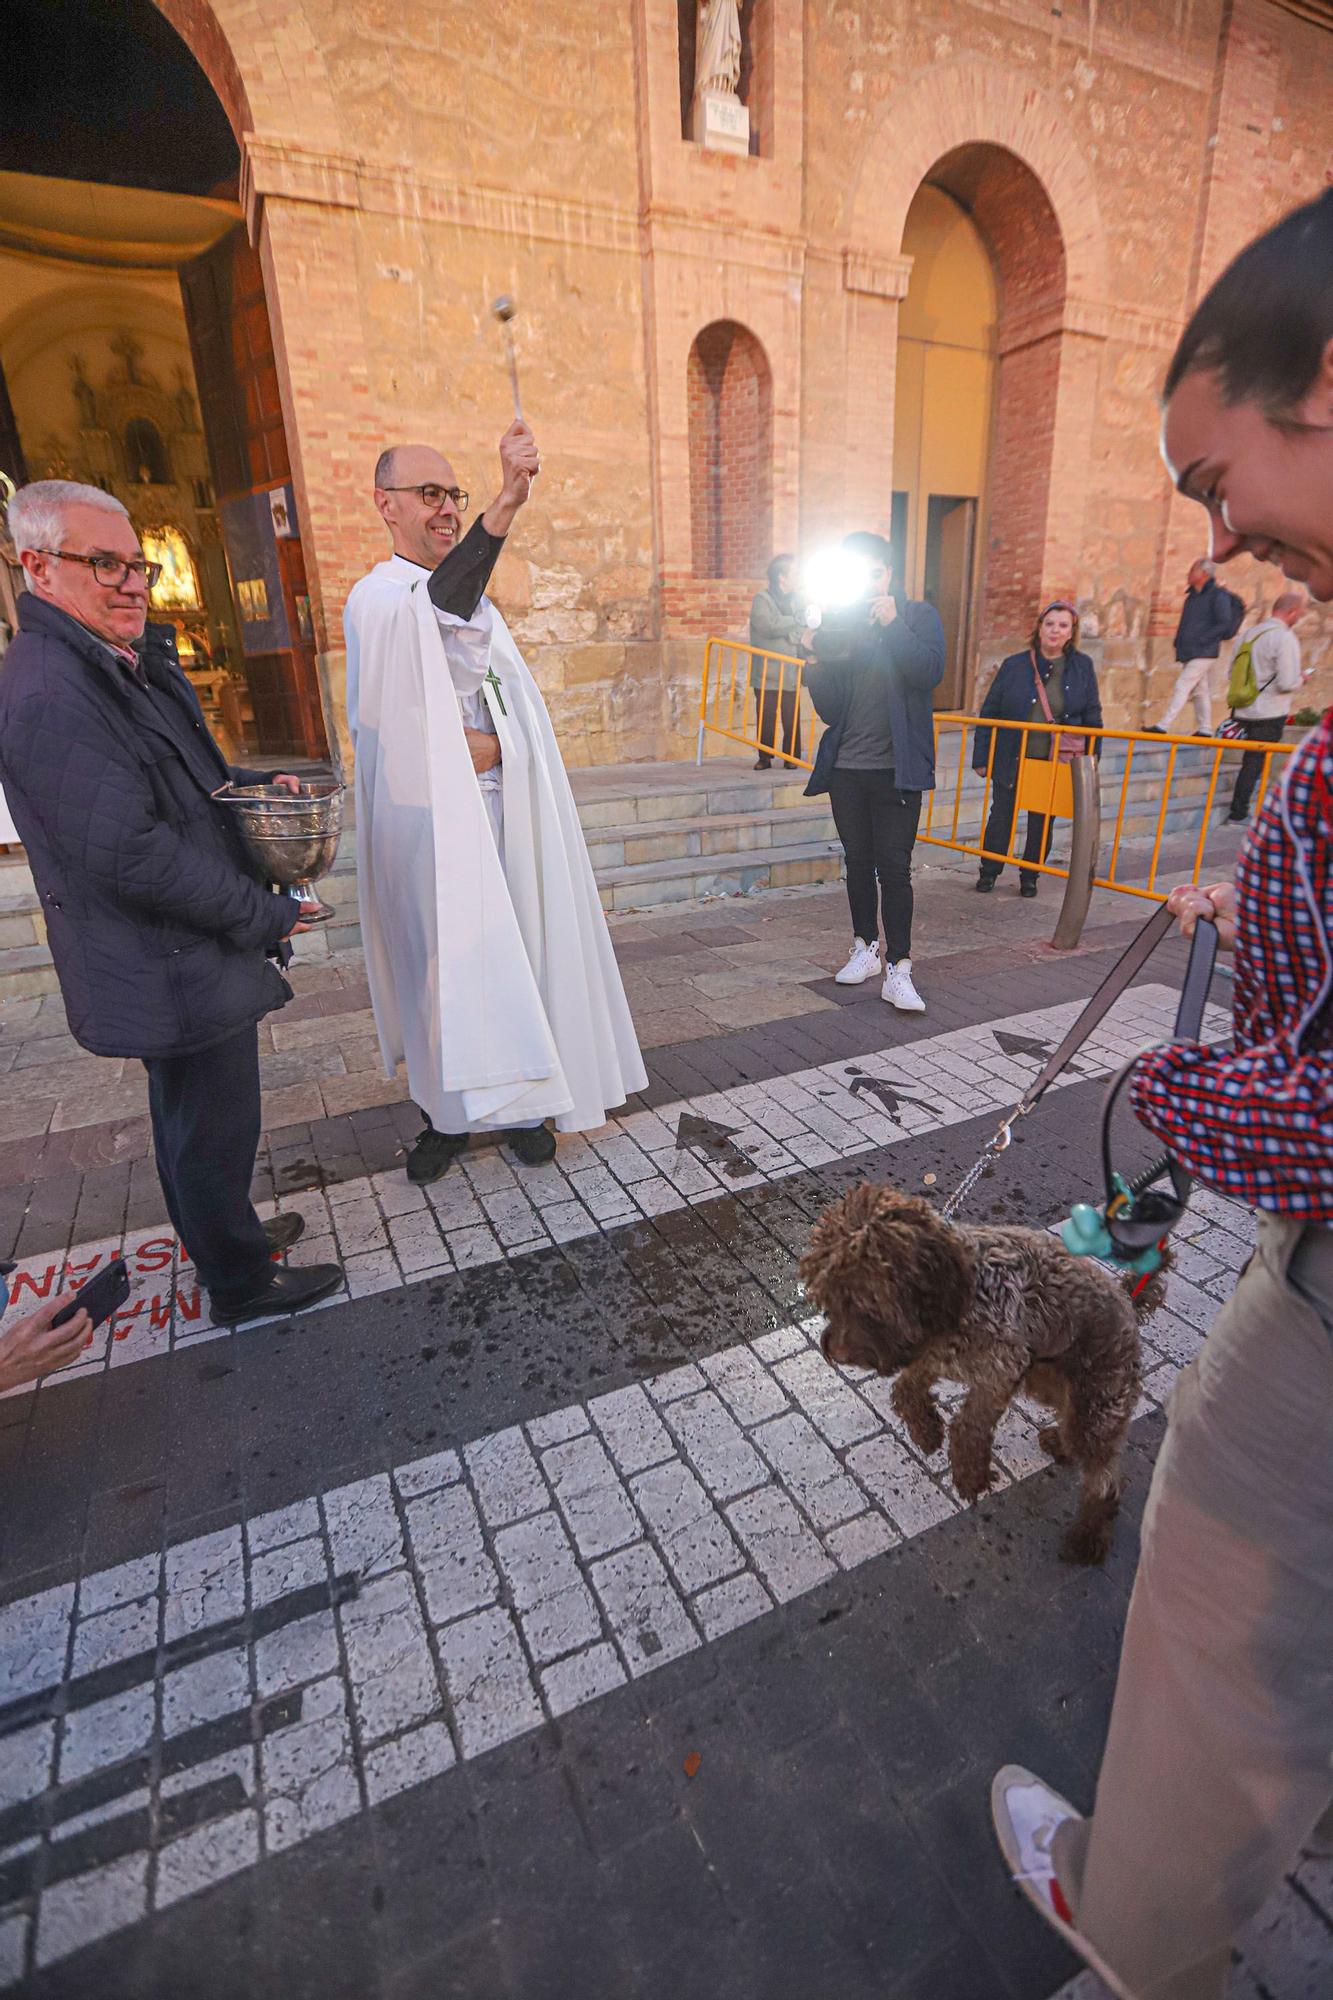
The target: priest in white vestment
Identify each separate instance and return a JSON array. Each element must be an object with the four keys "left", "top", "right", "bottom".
[{"left": 344, "top": 422, "right": 647, "bottom": 1184}]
